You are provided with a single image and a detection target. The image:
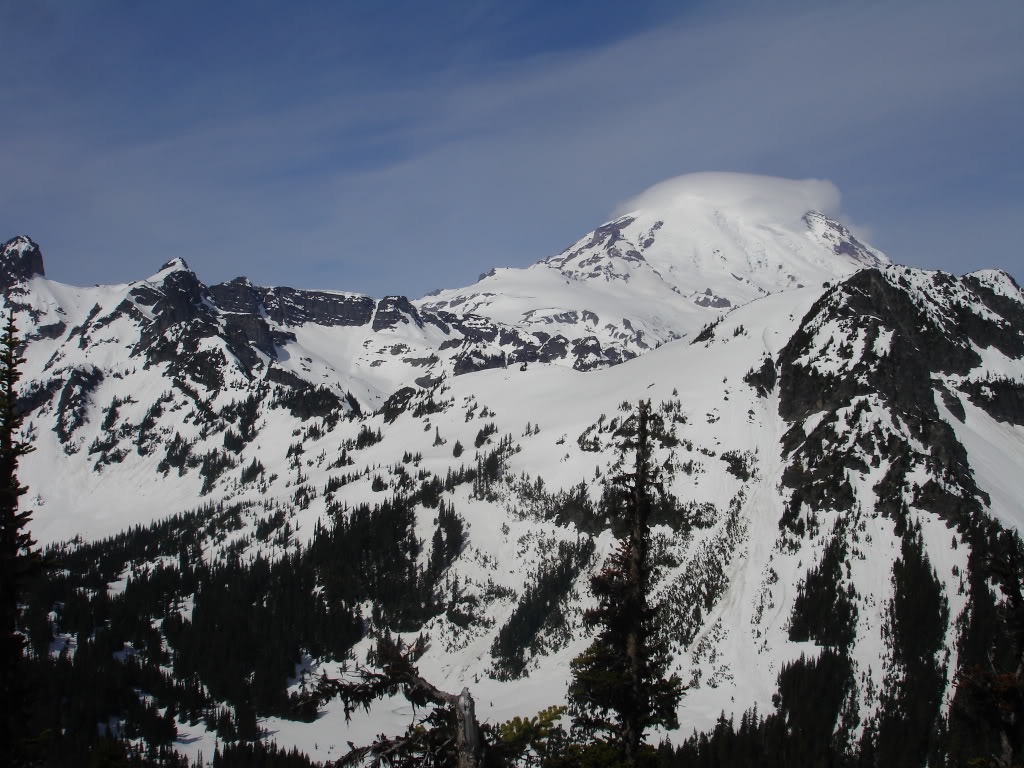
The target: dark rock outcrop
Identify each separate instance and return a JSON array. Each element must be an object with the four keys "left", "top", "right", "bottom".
[
  {"left": 0, "top": 235, "right": 45, "bottom": 290},
  {"left": 373, "top": 296, "right": 424, "bottom": 332}
]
